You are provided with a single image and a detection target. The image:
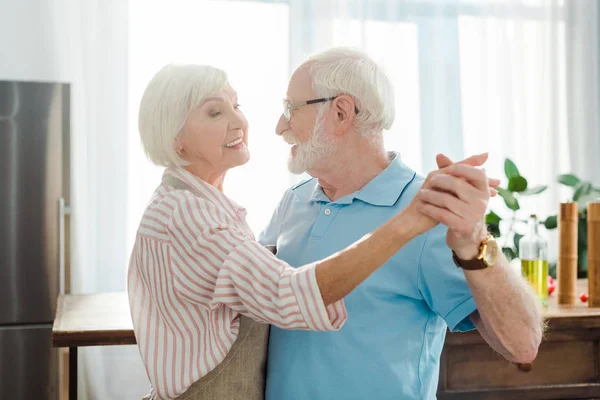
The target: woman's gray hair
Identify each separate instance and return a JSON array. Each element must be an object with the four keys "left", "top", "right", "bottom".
[
  {"left": 301, "top": 47, "right": 395, "bottom": 138},
  {"left": 138, "top": 64, "right": 229, "bottom": 167}
]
